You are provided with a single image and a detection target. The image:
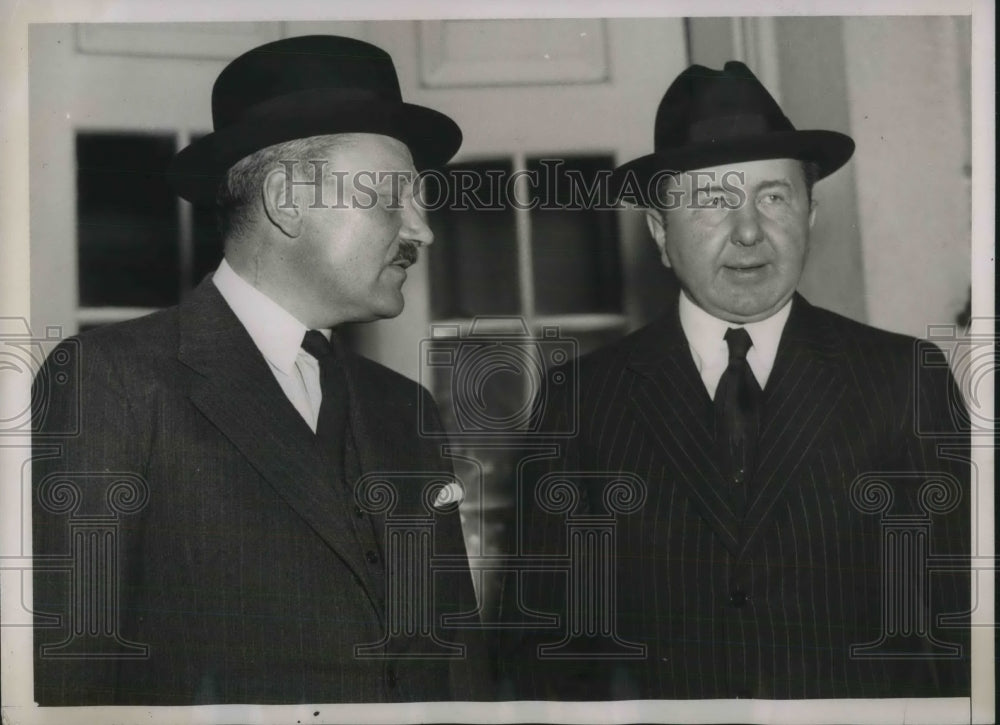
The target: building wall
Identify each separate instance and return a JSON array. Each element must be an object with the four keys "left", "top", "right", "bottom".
[{"left": 842, "top": 16, "right": 971, "bottom": 337}]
